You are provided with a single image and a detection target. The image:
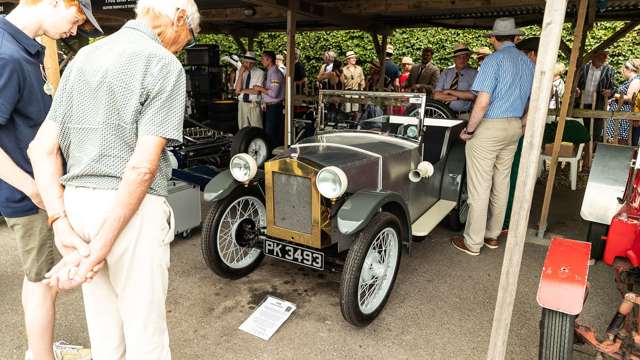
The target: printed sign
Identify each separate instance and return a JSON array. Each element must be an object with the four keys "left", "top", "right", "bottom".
[{"left": 93, "top": 0, "right": 136, "bottom": 11}]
